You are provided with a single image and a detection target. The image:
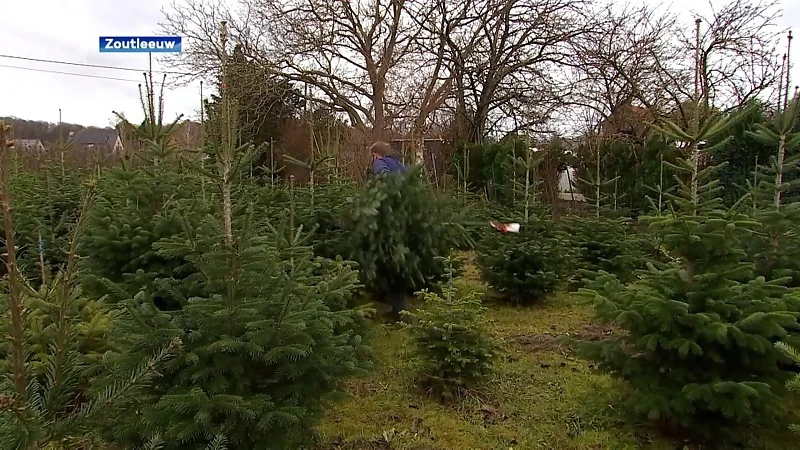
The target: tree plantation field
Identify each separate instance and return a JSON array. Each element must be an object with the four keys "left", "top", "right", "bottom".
[
  {"left": 4, "top": 95, "right": 800, "bottom": 449},
  {"left": 4, "top": 0, "right": 800, "bottom": 447},
  {"left": 317, "top": 293, "right": 652, "bottom": 450},
  {"left": 315, "top": 268, "right": 799, "bottom": 450}
]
